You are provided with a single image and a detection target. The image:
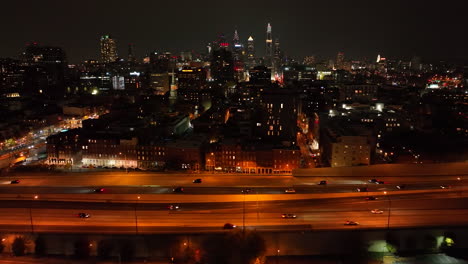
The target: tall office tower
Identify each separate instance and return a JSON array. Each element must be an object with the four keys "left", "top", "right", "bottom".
[
  {"left": 128, "top": 43, "right": 135, "bottom": 62},
  {"left": 336, "top": 52, "right": 345, "bottom": 69},
  {"left": 232, "top": 30, "right": 243, "bottom": 61},
  {"left": 265, "top": 23, "right": 273, "bottom": 68},
  {"left": 232, "top": 29, "right": 245, "bottom": 81},
  {"left": 100, "top": 35, "right": 118, "bottom": 63},
  {"left": 273, "top": 37, "right": 282, "bottom": 76},
  {"left": 247, "top": 36, "right": 255, "bottom": 68}
]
